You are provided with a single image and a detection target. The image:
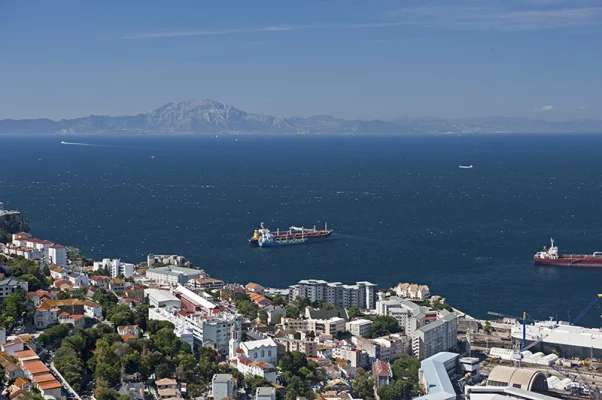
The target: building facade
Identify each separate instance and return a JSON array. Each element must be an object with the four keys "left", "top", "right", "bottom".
[
  {"left": 289, "top": 279, "right": 378, "bottom": 310},
  {"left": 211, "top": 374, "right": 233, "bottom": 400},
  {"left": 146, "top": 266, "right": 203, "bottom": 285}
]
